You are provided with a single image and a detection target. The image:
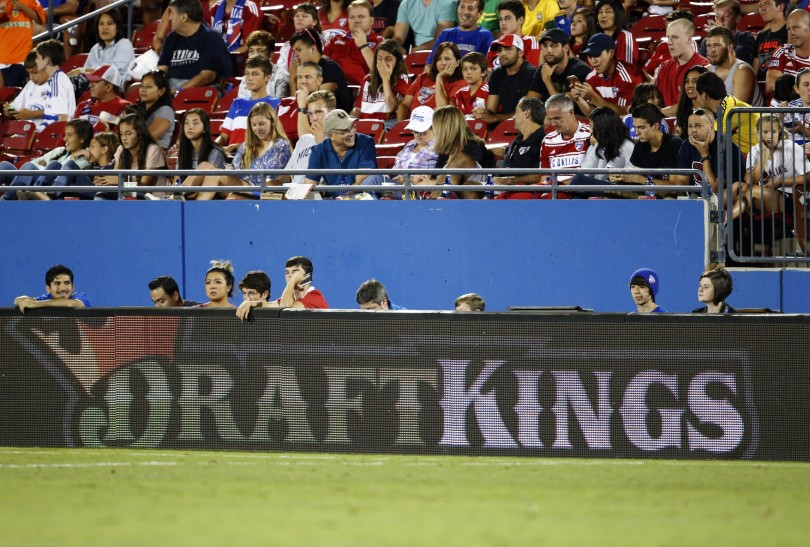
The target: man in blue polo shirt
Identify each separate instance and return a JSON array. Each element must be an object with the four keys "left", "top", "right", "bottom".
[
  {"left": 157, "top": 0, "right": 233, "bottom": 93},
  {"left": 14, "top": 264, "right": 91, "bottom": 312},
  {"left": 305, "top": 109, "right": 377, "bottom": 193}
]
